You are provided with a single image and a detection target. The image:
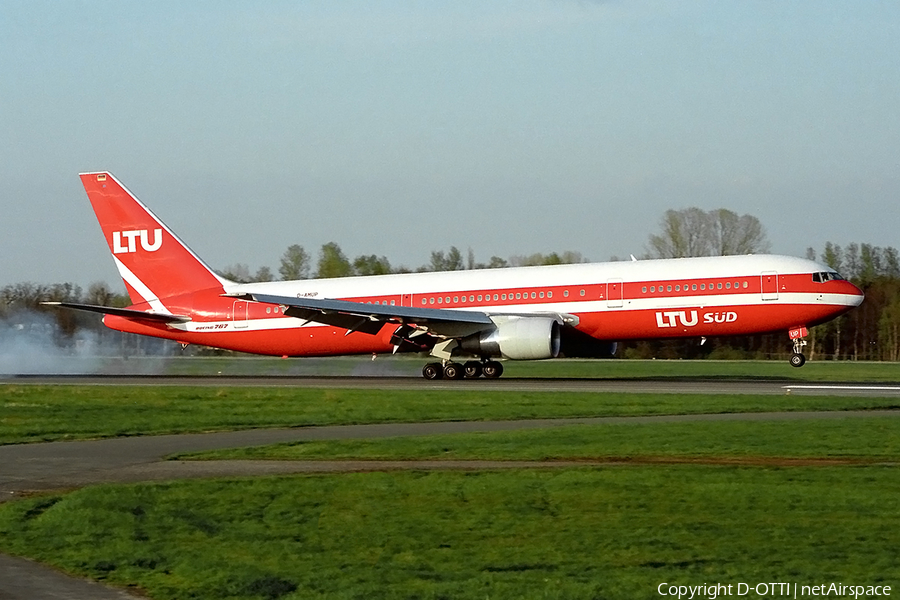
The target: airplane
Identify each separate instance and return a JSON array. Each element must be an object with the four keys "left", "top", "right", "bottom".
[{"left": 45, "top": 172, "right": 865, "bottom": 379}]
